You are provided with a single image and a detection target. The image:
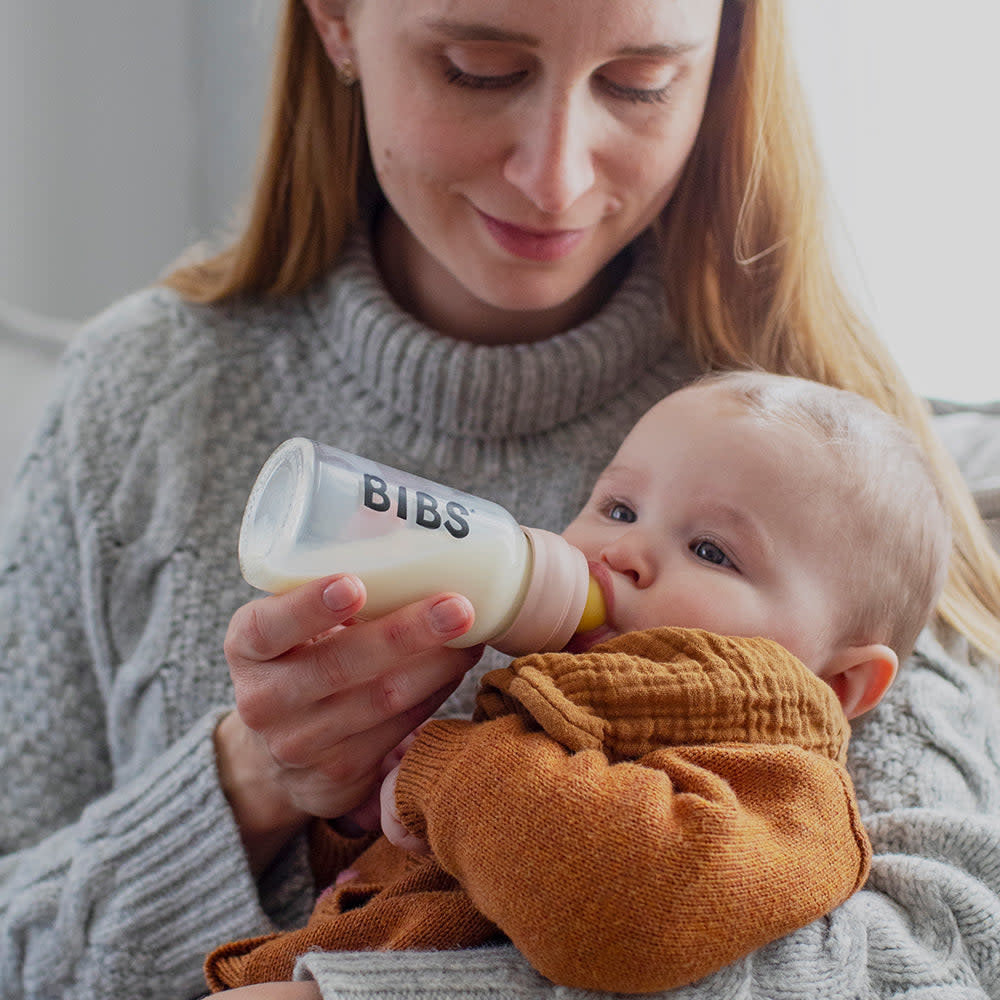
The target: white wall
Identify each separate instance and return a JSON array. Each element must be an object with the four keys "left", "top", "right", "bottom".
[
  {"left": 0, "top": 0, "right": 279, "bottom": 500},
  {"left": 0, "top": 0, "right": 279, "bottom": 323},
  {"left": 788, "top": 3, "right": 1000, "bottom": 403}
]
